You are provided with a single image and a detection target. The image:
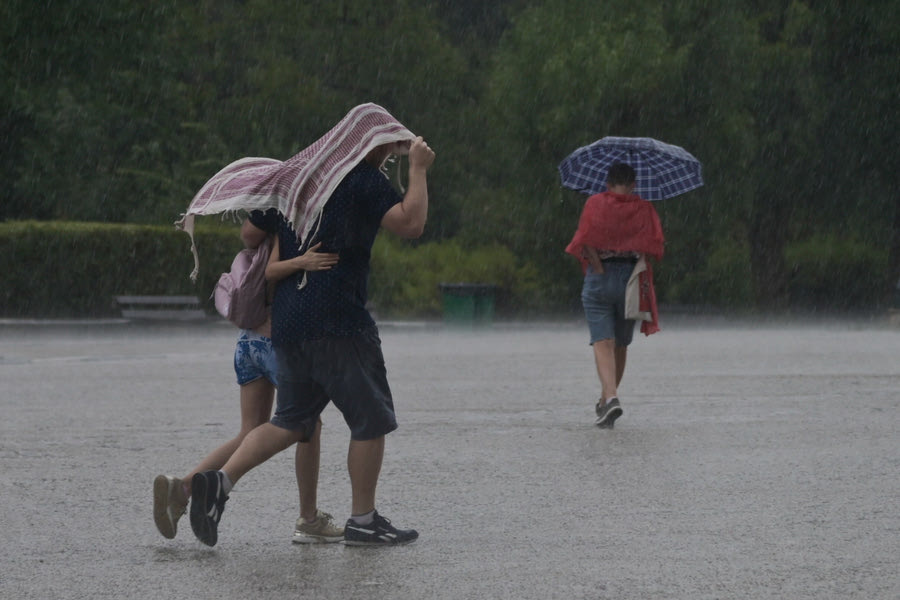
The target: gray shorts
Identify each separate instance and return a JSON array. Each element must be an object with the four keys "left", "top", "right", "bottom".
[{"left": 270, "top": 328, "right": 398, "bottom": 441}]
